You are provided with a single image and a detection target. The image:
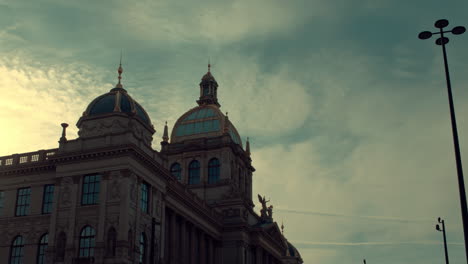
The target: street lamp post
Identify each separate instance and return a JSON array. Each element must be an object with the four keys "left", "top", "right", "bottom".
[
  {"left": 418, "top": 19, "right": 467, "bottom": 260},
  {"left": 436, "top": 217, "right": 450, "bottom": 264}
]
